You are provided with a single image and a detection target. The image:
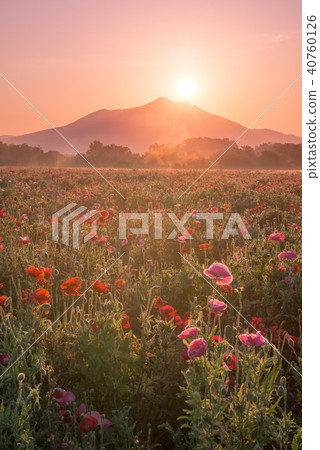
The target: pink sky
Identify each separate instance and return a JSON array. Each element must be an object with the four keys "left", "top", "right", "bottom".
[{"left": 0, "top": 0, "right": 301, "bottom": 137}]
